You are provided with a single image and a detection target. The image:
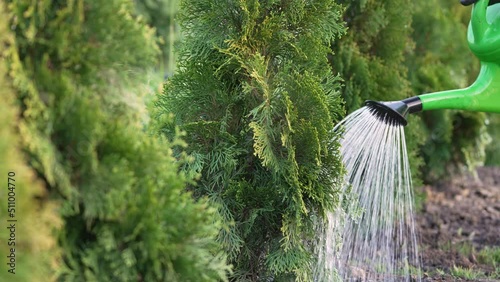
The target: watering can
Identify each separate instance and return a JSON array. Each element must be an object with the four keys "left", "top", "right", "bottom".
[{"left": 367, "top": 0, "right": 500, "bottom": 125}]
